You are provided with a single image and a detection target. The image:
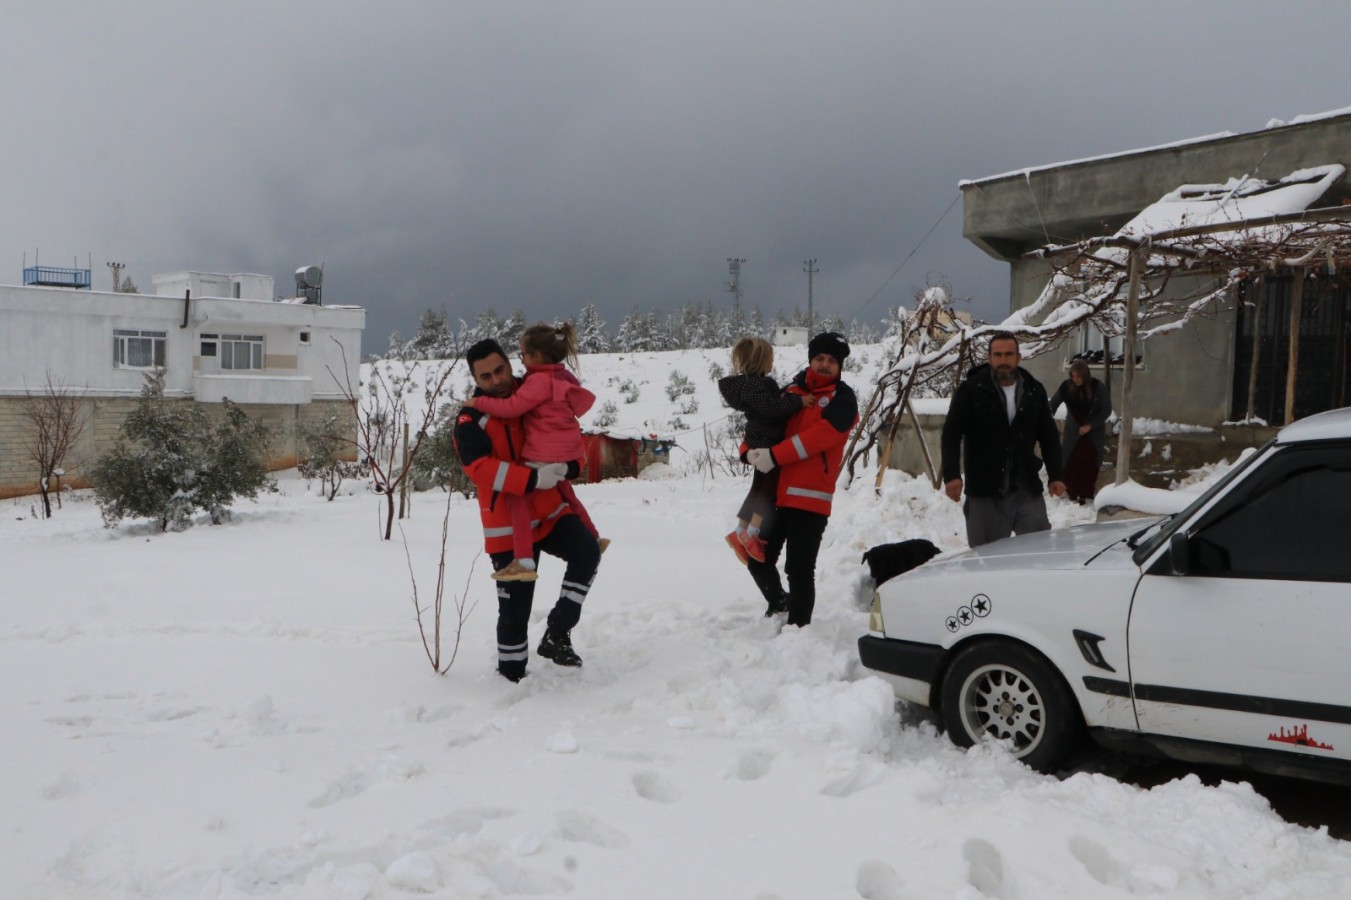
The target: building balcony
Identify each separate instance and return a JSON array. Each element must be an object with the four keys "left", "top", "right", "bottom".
[{"left": 193, "top": 374, "right": 313, "bottom": 405}]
